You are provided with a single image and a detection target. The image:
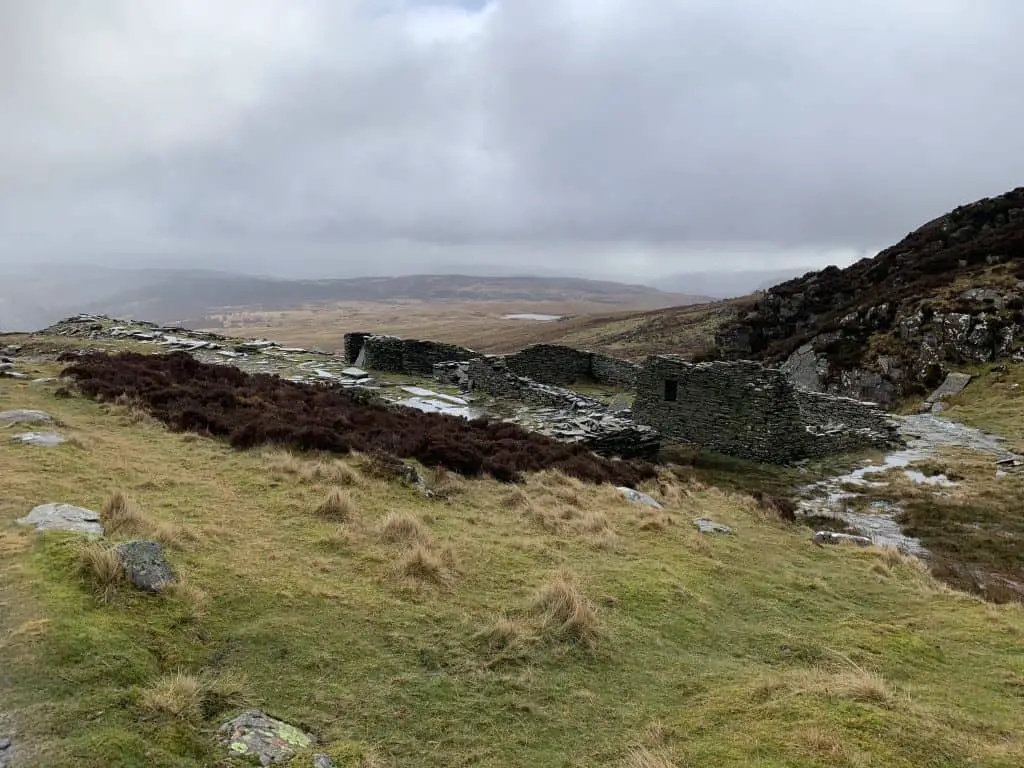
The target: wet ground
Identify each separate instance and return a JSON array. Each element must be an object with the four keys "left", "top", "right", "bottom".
[{"left": 798, "top": 413, "right": 1021, "bottom": 555}]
